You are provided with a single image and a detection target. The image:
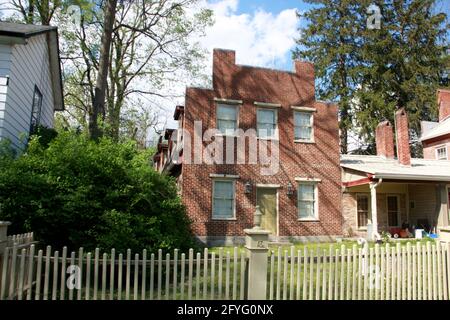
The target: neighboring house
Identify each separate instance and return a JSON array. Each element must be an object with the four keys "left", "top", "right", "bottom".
[
  {"left": 0, "top": 22, "right": 63, "bottom": 150},
  {"left": 341, "top": 108, "right": 450, "bottom": 239},
  {"left": 156, "top": 49, "right": 342, "bottom": 245},
  {"left": 421, "top": 89, "right": 450, "bottom": 160}
]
